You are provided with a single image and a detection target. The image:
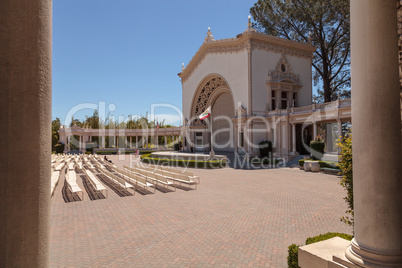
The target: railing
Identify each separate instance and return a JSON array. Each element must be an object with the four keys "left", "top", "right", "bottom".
[{"left": 265, "top": 98, "right": 352, "bottom": 117}]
